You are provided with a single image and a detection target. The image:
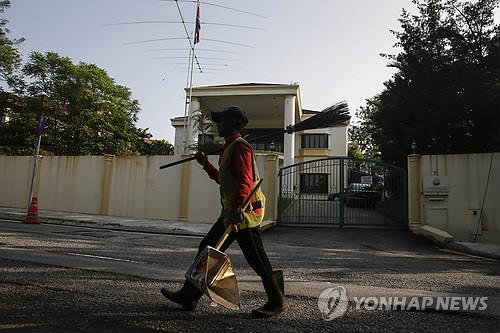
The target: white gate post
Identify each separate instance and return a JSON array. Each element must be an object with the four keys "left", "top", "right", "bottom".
[{"left": 408, "top": 154, "right": 422, "bottom": 231}]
